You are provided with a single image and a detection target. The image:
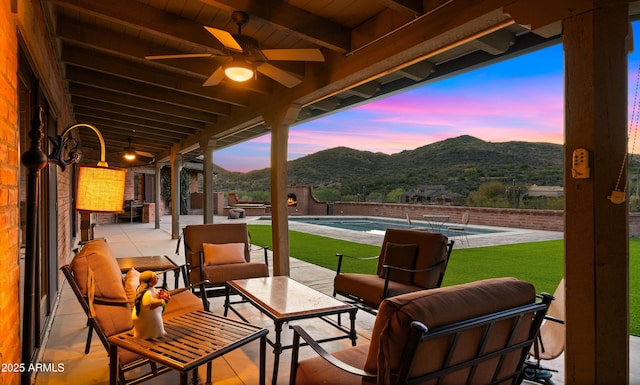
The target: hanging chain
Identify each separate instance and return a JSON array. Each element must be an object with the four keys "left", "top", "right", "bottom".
[{"left": 613, "top": 60, "right": 640, "bottom": 194}]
